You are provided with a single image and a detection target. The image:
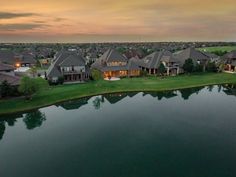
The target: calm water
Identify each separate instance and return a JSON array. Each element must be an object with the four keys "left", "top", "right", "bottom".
[{"left": 1, "top": 85, "right": 236, "bottom": 177}]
